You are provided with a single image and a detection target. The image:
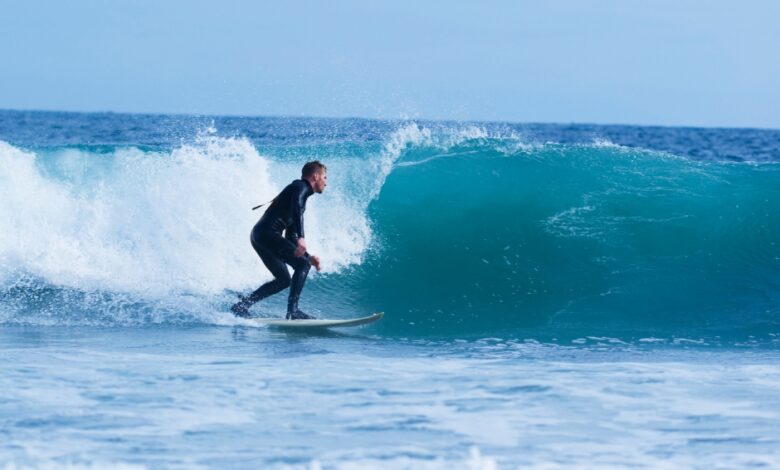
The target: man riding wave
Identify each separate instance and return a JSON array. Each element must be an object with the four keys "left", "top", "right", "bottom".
[{"left": 231, "top": 161, "right": 327, "bottom": 319}]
